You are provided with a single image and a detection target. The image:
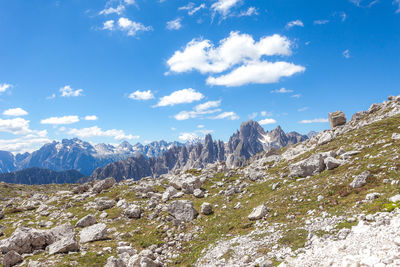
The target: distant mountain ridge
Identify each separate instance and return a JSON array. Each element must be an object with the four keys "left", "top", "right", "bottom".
[
  {"left": 0, "top": 167, "right": 84, "bottom": 185},
  {"left": 0, "top": 139, "right": 184, "bottom": 175},
  {"left": 89, "top": 121, "right": 309, "bottom": 181}
]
